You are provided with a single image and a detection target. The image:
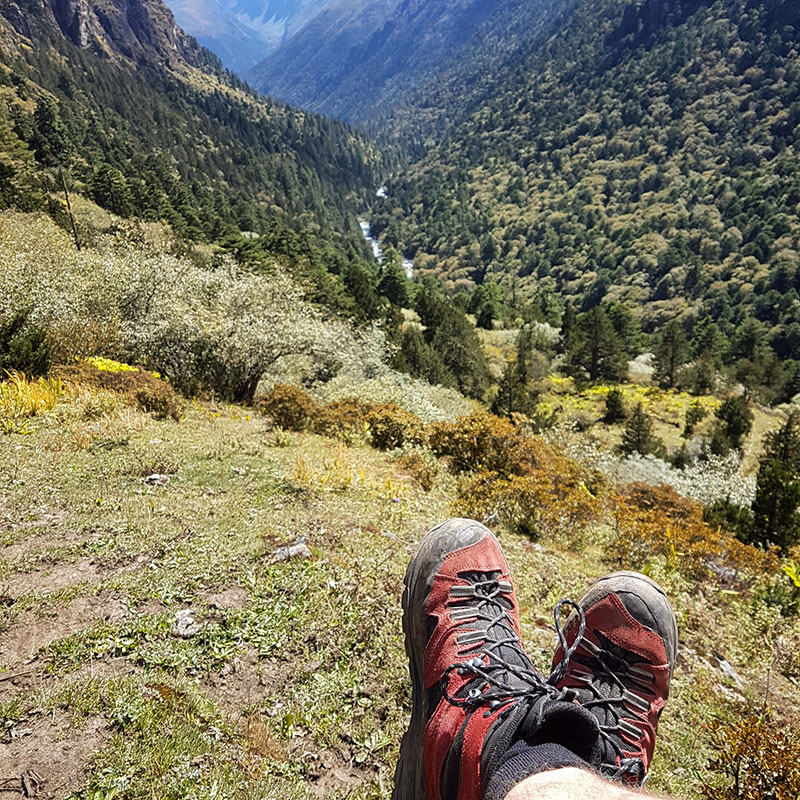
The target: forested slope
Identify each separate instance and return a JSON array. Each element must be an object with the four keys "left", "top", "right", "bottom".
[
  {"left": 373, "top": 0, "right": 800, "bottom": 360},
  {"left": 0, "top": 0, "right": 380, "bottom": 242}
]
